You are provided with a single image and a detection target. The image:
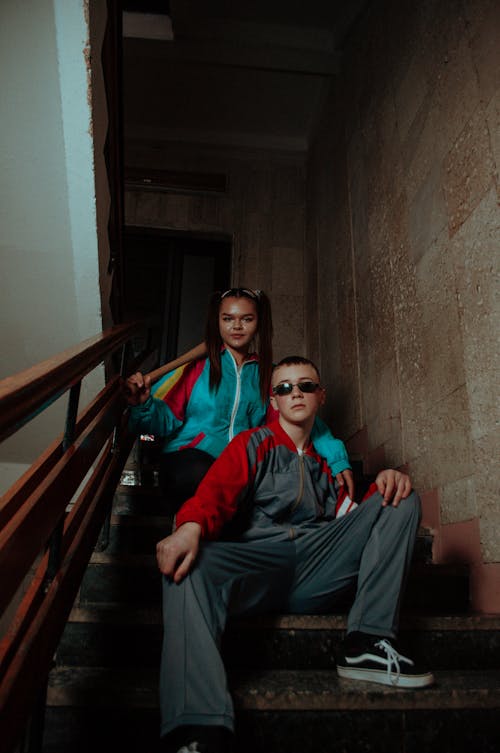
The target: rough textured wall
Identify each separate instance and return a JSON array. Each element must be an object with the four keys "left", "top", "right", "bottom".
[
  {"left": 305, "top": 86, "right": 362, "bottom": 439},
  {"left": 124, "top": 146, "right": 306, "bottom": 360},
  {"left": 306, "top": 0, "right": 500, "bottom": 577}
]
